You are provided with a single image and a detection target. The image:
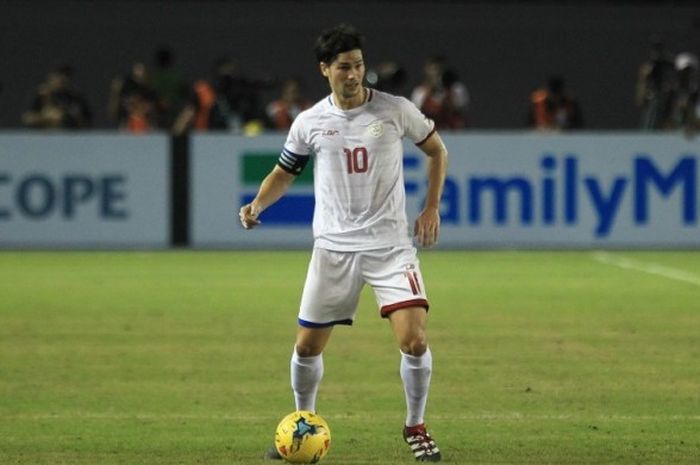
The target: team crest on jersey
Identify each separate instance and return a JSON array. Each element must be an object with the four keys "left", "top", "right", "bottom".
[{"left": 368, "top": 121, "right": 384, "bottom": 137}]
